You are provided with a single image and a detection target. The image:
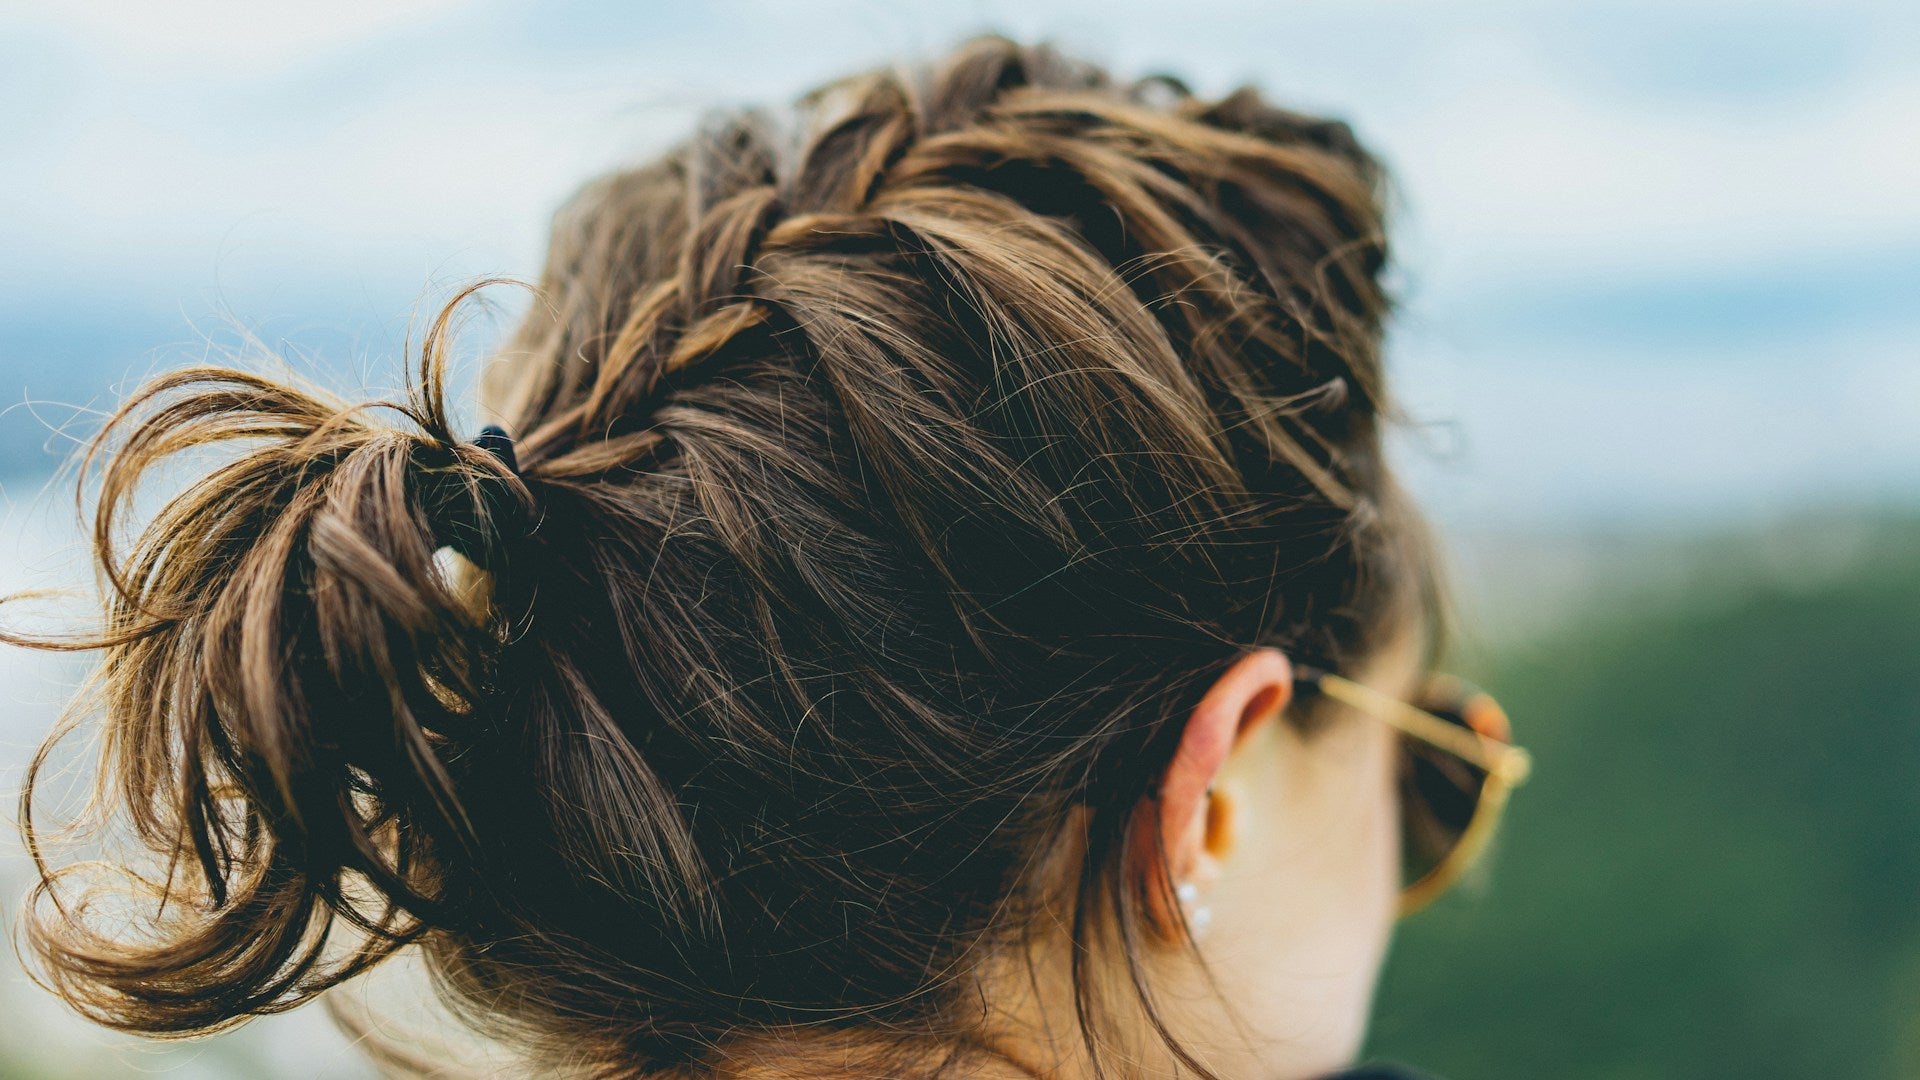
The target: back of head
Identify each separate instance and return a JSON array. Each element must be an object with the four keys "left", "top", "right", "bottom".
[{"left": 9, "top": 33, "right": 1438, "bottom": 1080}]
